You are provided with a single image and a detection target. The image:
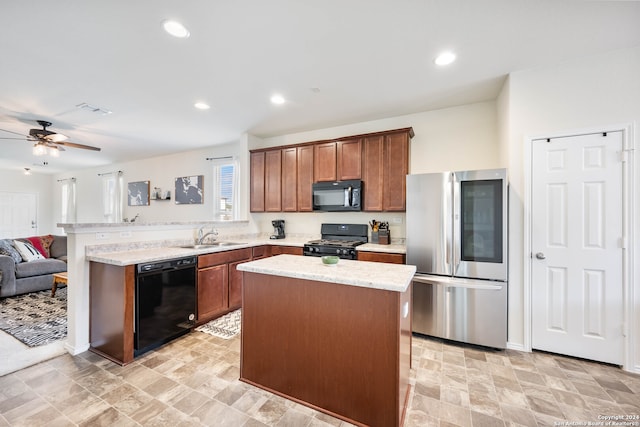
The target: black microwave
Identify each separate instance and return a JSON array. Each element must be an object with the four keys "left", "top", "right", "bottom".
[{"left": 312, "top": 180, "right": 362, "bottom": 212}]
